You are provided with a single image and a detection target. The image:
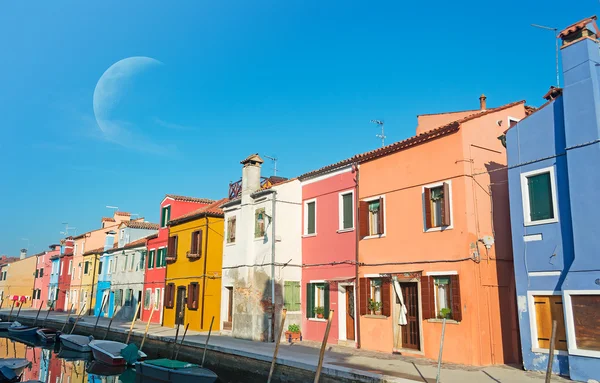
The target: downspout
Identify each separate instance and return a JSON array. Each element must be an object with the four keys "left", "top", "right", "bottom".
[
  {"left": 89, "top": 254, "right": 98, "bottom": 316},
  {"left": 200, "top": 216, "right": 210, "bottom": 329},
  {"left": 354, "top": 163, "right": 361, "bottom": 349},
  {"left": 271, "top": 190, "right": 277, "bottom": 342}
]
